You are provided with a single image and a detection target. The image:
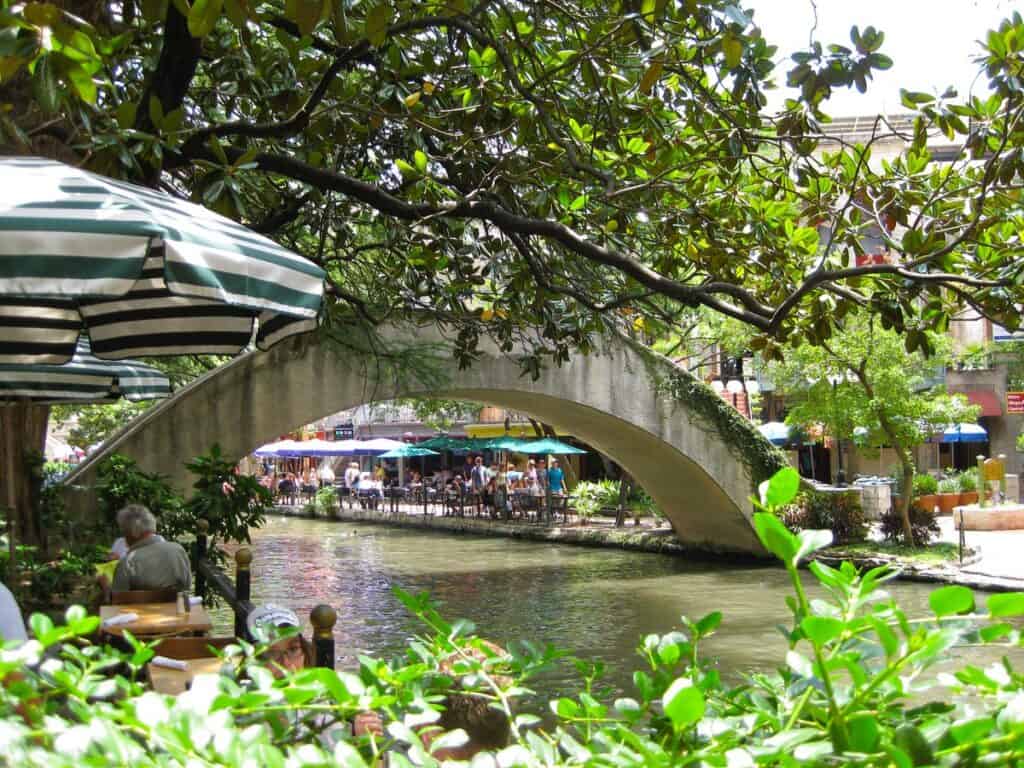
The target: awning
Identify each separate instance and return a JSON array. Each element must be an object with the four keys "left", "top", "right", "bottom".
[{"left": 960, "top": 390, "right": 1002, "bottom": 417}]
